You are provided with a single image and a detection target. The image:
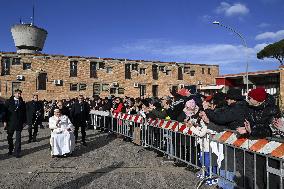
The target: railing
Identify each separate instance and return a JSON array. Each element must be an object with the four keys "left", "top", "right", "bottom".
[{"left": 90, "top": 110, "right": 284, "bottom": 189}]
